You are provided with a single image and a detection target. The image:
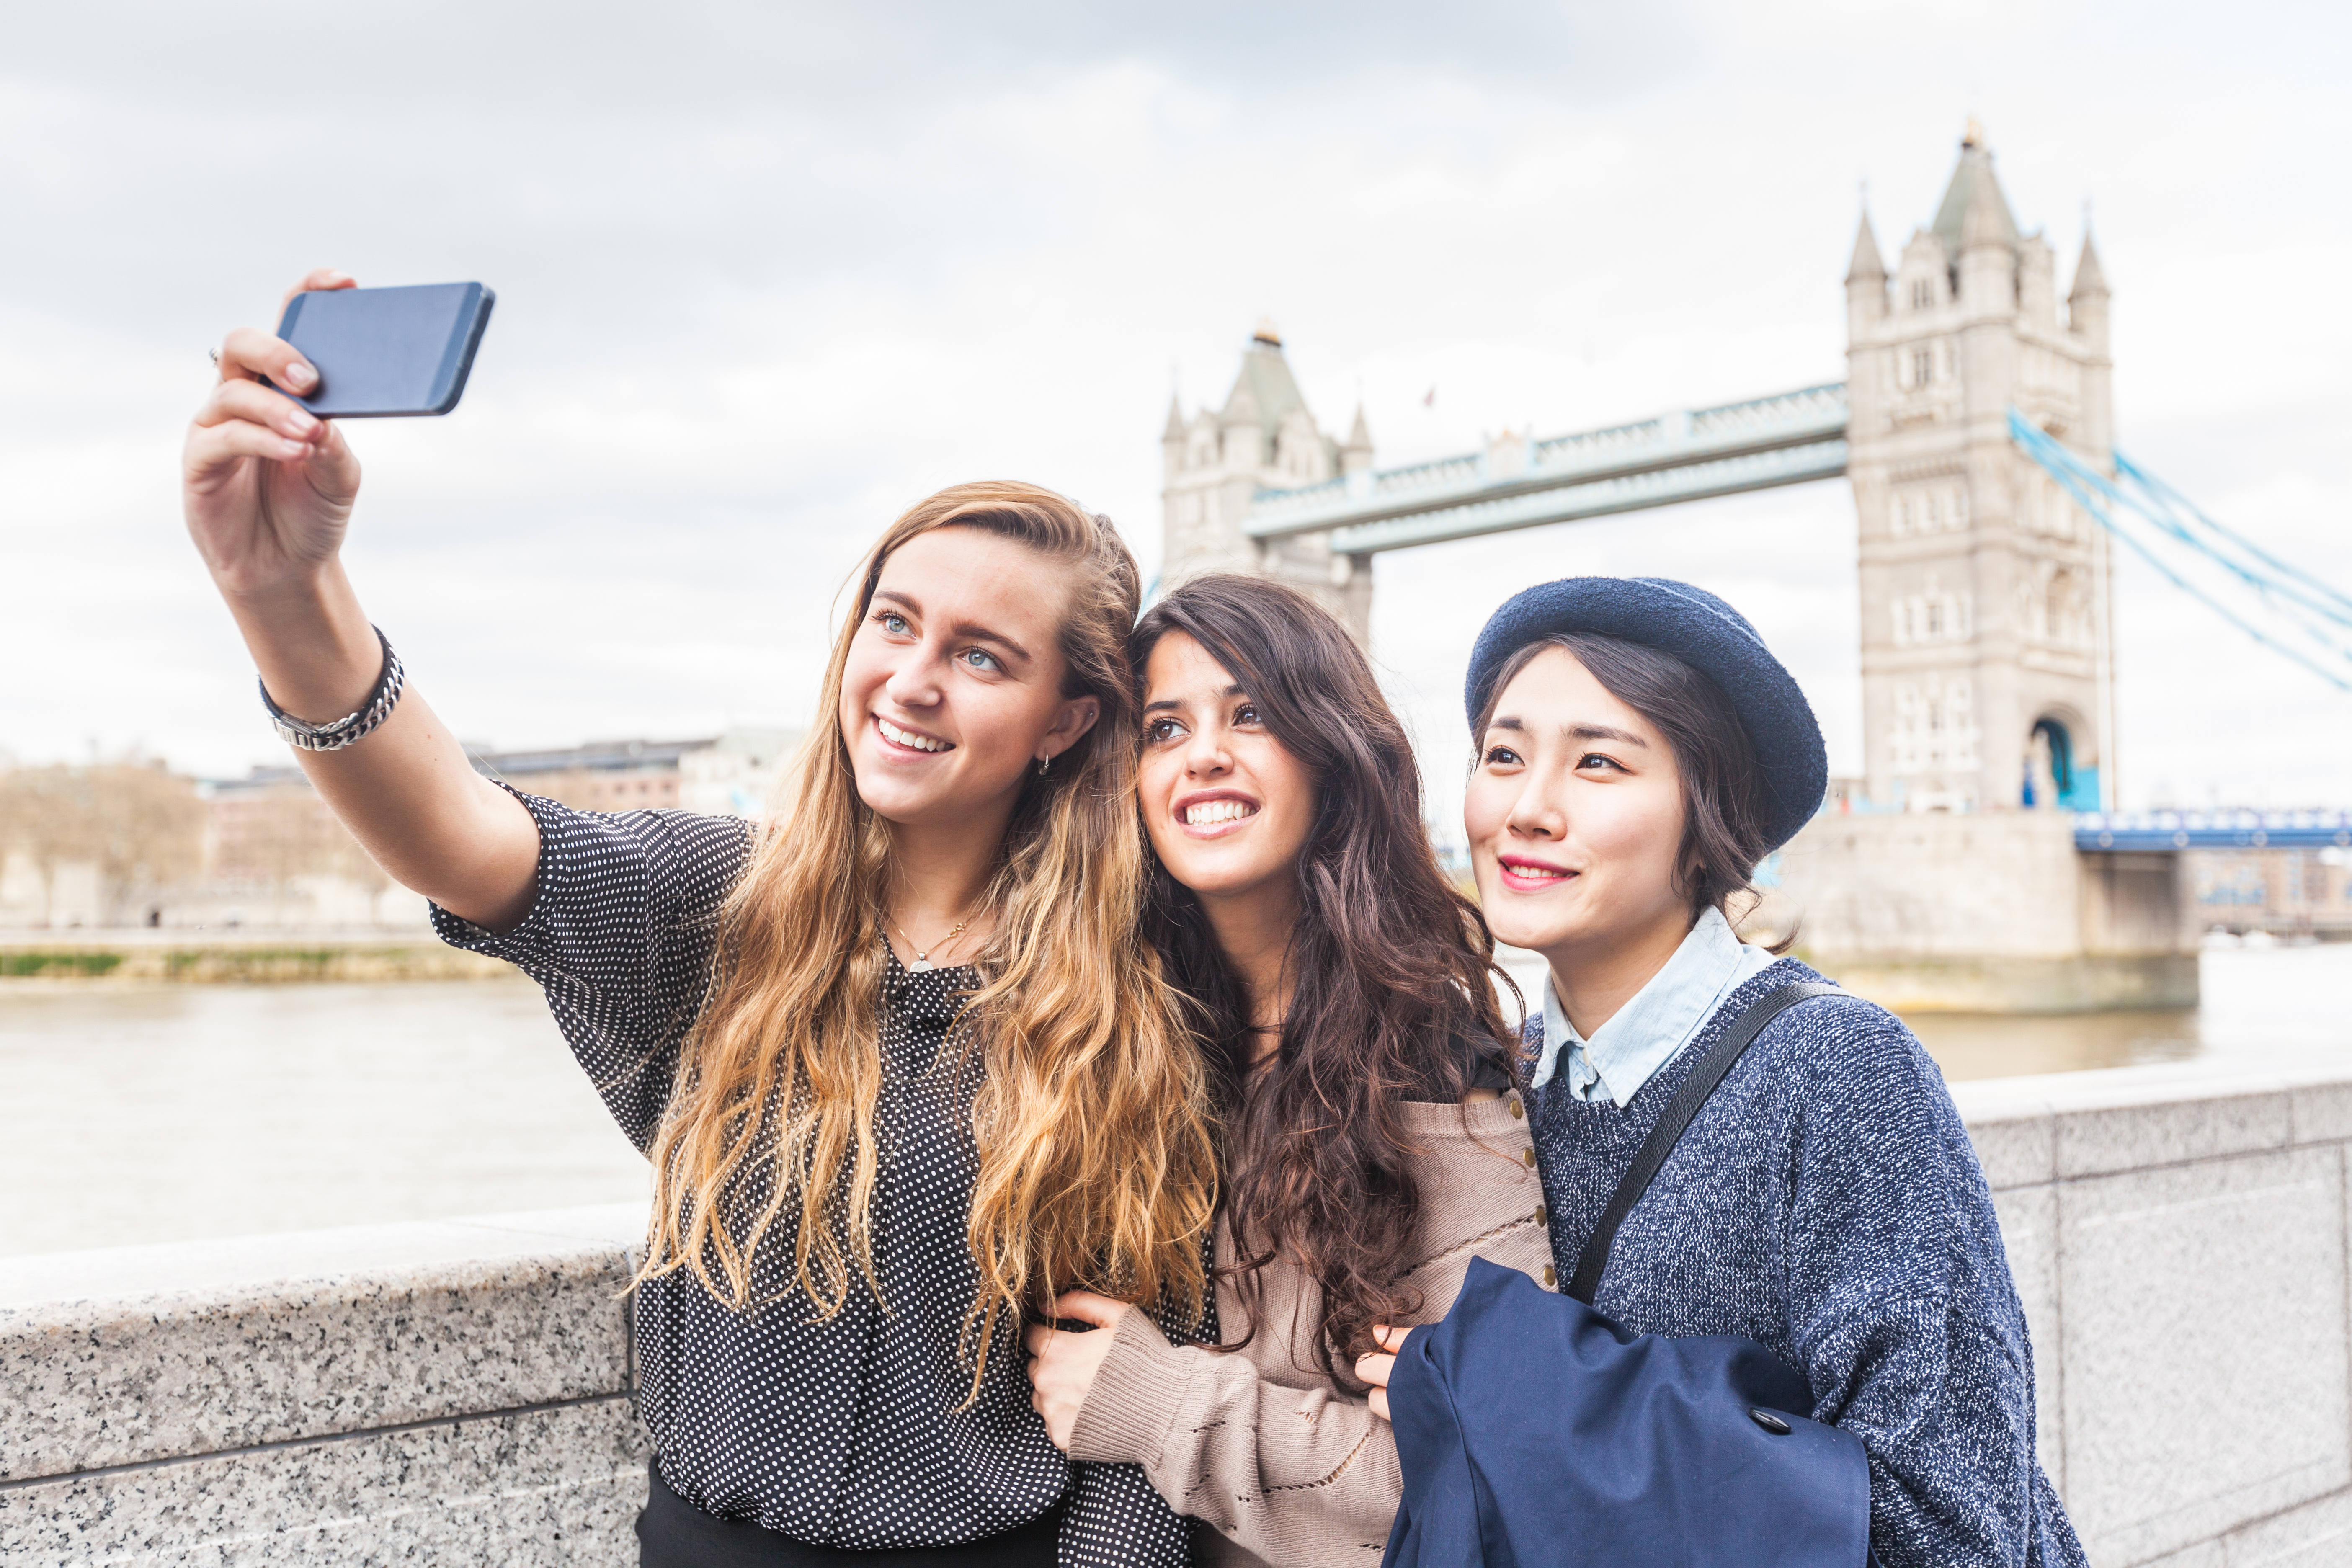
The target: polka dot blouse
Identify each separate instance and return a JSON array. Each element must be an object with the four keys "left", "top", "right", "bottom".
[{"left": 432, "top": 791, "right": 1199, "bottom": 1564}]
